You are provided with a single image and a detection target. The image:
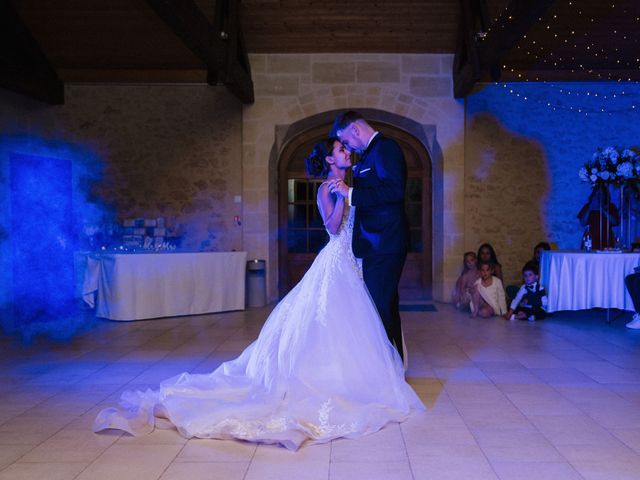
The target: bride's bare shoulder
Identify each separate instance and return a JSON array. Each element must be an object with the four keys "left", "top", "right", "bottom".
[{"left": 316, "top": 181, "right": 331, "bottom": 199}]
